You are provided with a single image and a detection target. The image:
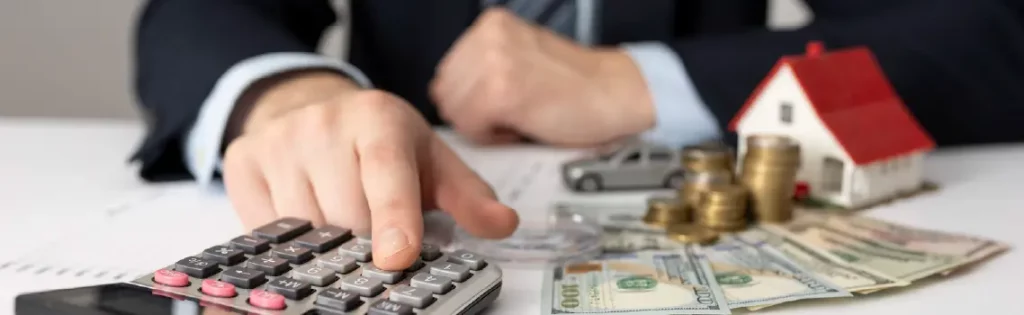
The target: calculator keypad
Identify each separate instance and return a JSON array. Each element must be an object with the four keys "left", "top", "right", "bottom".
[{"left": 136, "top": 218, "right": 501, "bottom": 315}]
